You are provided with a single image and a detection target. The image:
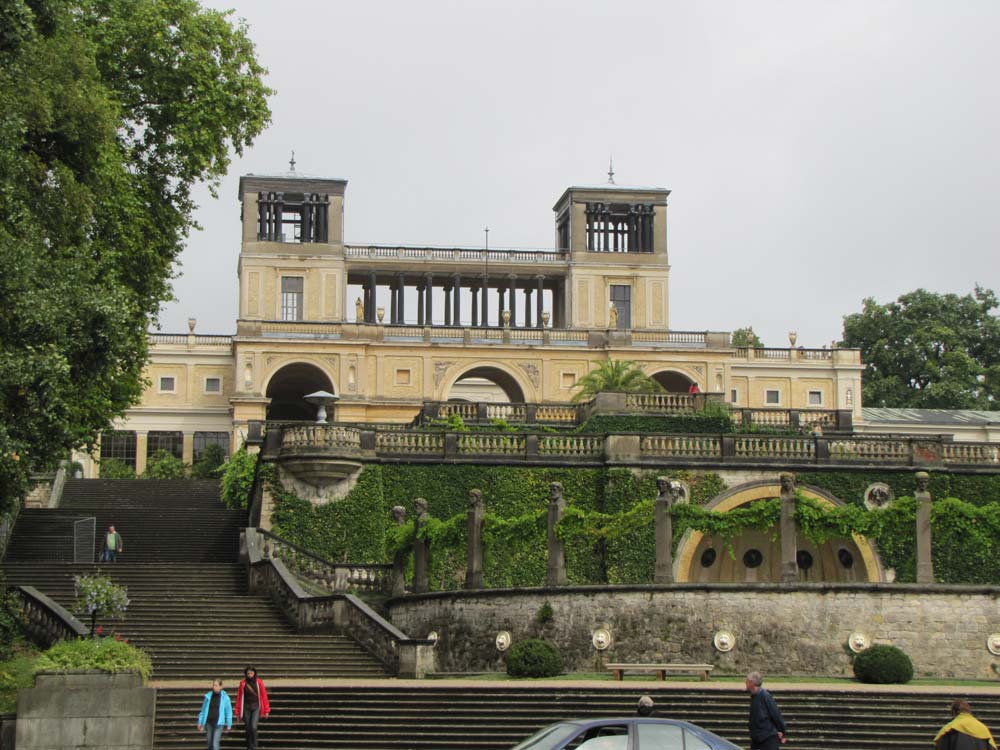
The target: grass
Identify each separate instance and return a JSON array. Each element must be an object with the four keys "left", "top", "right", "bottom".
[{"left": 0, "top": 645, "right": 39, "bottom": 714}]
